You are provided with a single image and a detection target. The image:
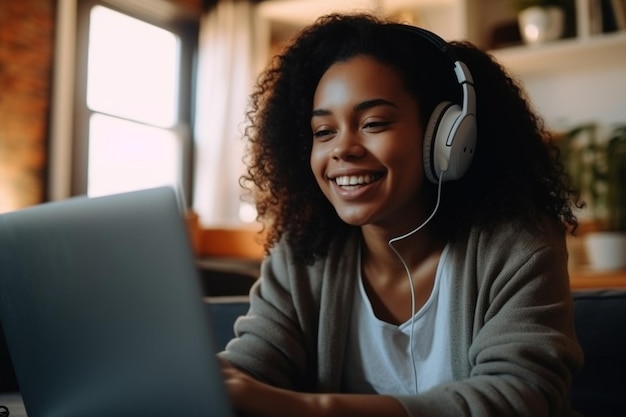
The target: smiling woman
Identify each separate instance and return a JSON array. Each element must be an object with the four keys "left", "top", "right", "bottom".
[{"left": 218, "top": 12, "right": 585, "bottom": 417}]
